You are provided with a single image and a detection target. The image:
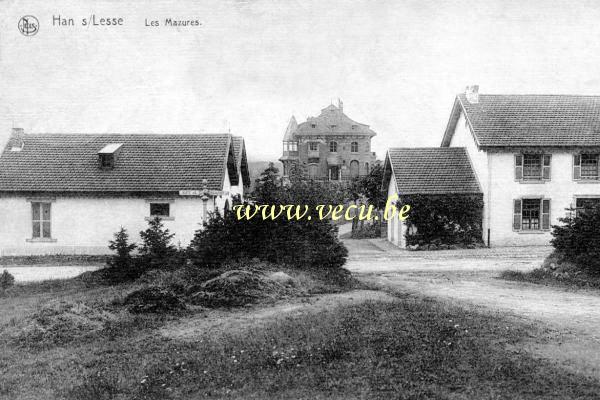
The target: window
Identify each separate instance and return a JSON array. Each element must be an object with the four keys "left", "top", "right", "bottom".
[
  {"left": 351, "top": 142, "right": 358, "bottom": 153},
  {"left": 311, "top": 123, "right": 316, "bottom": 128},
  {"left": 309, "top": 142, "right": 318, "bottom": 151},
  {"left": 150, "top": 203, "right": 170, "bottom": 217},
  {"left": 575, "top": 197, "right": 600, "bottom": 216},
  {"left": 574, "top": 154, "right": 599, "bottom": 180},
  {"left": 523, "top": 154, "right": 542, "bottom": 178},
  {"left": 99, "top": 154, "right": 114, "bottom": 169},
  {"left": 365, "top": 162, "right": 370, "bottom": 174},
  {"left": 349, "top": 160, "right": 359, "bottom": 178},
  {"left": 521, "top": 199, "right": 540, "bottom": 230},
  {"left": 366, "top": 142, "right": 370, "bottom": 152},
  {"left": 515, "top": 154, "right": 551, "bottom": 180},
  {"left": 32, "top": 202, "right": 52, "bottom": 239},
  {"left": 513, "top": 198, "right": 551, "bottom": 231},
  {"left": 329, "top": 141, "right": 337, "bottom": 153}
]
